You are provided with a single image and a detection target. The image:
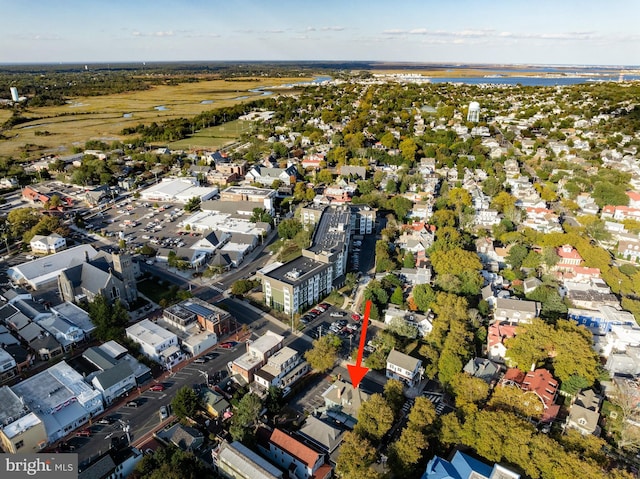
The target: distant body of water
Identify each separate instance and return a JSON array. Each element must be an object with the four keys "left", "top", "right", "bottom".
[{"left": 430, "top": 76, "right": 640, "bottom": 86}]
